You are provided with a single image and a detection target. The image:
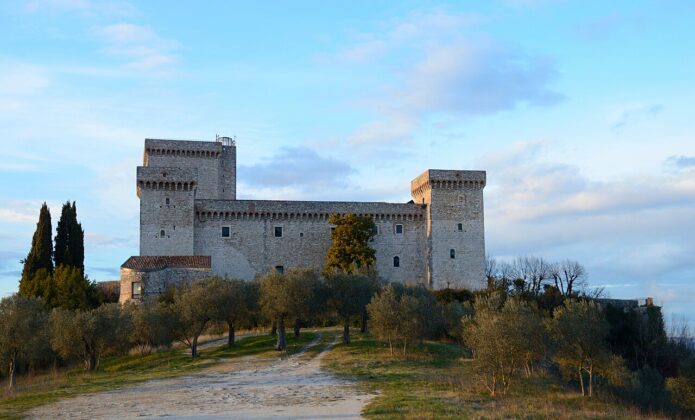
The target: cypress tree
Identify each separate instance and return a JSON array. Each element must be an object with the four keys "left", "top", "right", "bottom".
[
  {"left": 54, "top": 201, "right": 71, "bottom": 268},
  {"left": 70, "top": 202, "right": 85, "bottom": 272},
  {"left": 54, "top": 201, "right": 84, "bottom": 271},
  {"left": 19, "top": 203, "right": 54, "bottom": 297}
]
